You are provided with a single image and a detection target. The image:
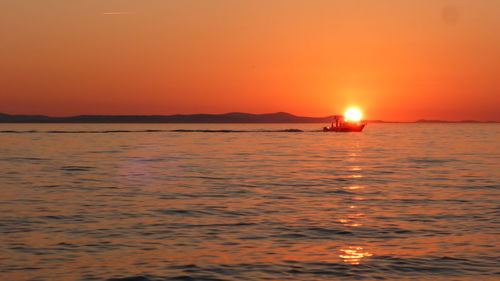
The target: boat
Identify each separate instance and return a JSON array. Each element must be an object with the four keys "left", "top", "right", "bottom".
[{"left": 323, "top": 115, "right": 366, "bottom": 132}]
